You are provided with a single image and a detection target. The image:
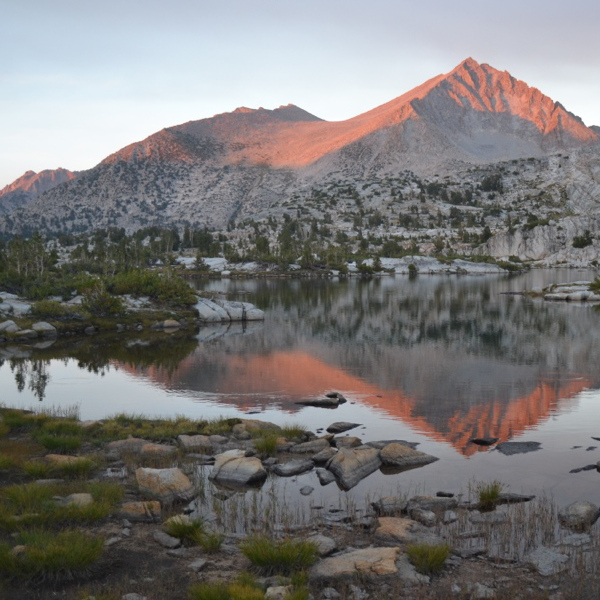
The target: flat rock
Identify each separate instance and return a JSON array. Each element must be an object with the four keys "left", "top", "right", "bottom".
[
  {"left": 271, "top": 459, "right": 314, "bottom": 477},
  {"left": 163, "top": 319, "right": 181, "bottom": 328},
  {"left": 374, "top": 517, "right": 443, "bottom": 546},
  {"left": 471, "top": 437, "right": 499, "bottom": 446},
  {"left": 410, "top": 508, "right": 437, "bottom": 527},
  {"left": 311, "top": 447, "right": 337, "bottom": 464},
  {"left": 0, "top": 320, "right": 19, "bottom": 333},
  {"left": 380, "top": 443, "right": 438, "bottom": 469},
  {"left": 62, "top": 493, "right": 94, "bottom": 507},
  {"left": 107, "top": 437, "right": 148, "bottom": 459},
  {"left": 296, "top": 397, "right": 339, "bottom": 408},
  {"left": 290, "top": 438, "right": 330, "bottom": 454},
  {"left": 495, "top": 441, "right": 541, "bottom": 455},
  {"left": 372, "top": 496, "right": 408, "bottom": 516},
  {"left": 326, "top": 422, "right": 361, "bottom": 434},
  {"left": 178, "top": 434, "right": 212, "bottom": 452},
  {"left": 307, "top": 534, "right": 337, "bottom": 557},
  {"left": 558, "top": 501, "right": 599, "bottom": 531},
  {"left": 140, "top": 443, "right": 177, "bottom": 457},
  {"left": 524, "top": 546, "right": 569, "bottom": 576},
  {"left": 333, "top": 436, "right": 362, "bottom": 449},
  {"left": 136, "top": 467, "right": 194, "bottom": 502},
  {"left": 396, "top": 554, "right": 430, "bottom": 585},
  {"left": 309, "top": 547, "right": 399, "bottom": 581},
  {"left": 118, "top": 501, "right": 162, "bottom": 522},
  {"left": 153, "top": 530, "right": 181, "bottom": 549},
  {"left": 326, "top": 446, "right": 382, "bottom": 490},
  {"left": 31, "top": 321, "right": 58, "bottom": 336},
  {"left": 365, "top": 439, "right": 419, "bottom": 450},
  {"left": 44, "top": 454, "right": 88, "bottom": 466},
  {"left": 407, "top": 495, "right": 458, "bottom": 513},
  {"left": 209, "top": 449, "right": 267, "bottom": 486},
  {"left": 316, "top": 468, "right": 336, "bottom": 486}
]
